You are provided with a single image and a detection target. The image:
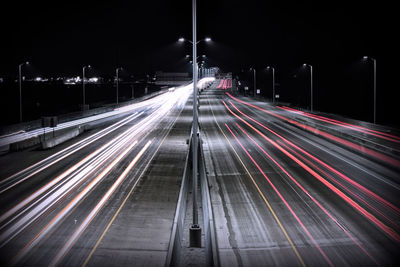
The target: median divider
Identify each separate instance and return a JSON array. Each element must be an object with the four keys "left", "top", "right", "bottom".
[
  {"left": 199, "top": 134, "right": 219, "bottom": 267},
  {"left": 165, "top": 131, "right": 192, "bottom": 267},
  {"left": 165, "top": 130, "right": 219, "bottom": 267},
  {"left": 41, "top": 126, "right": 84, "bottom": 149}
]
